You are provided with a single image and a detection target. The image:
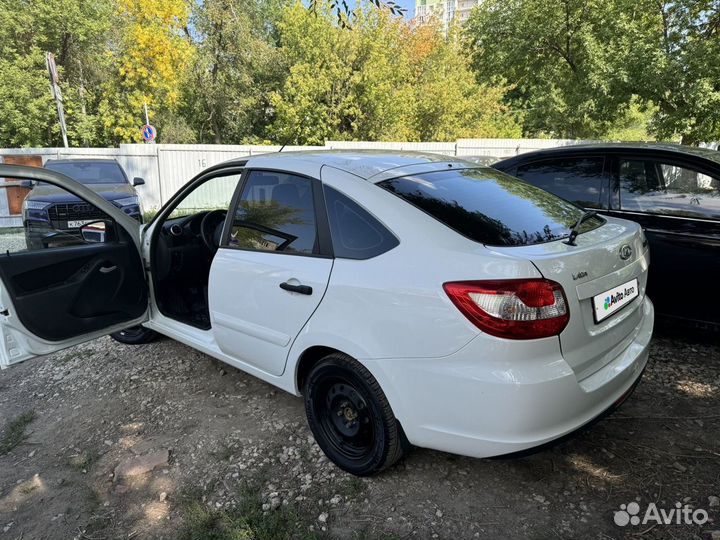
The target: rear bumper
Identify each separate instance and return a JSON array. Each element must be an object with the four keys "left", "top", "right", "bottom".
[{"left": 362, "top": 296, "right": 654, "bottom": 458}]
